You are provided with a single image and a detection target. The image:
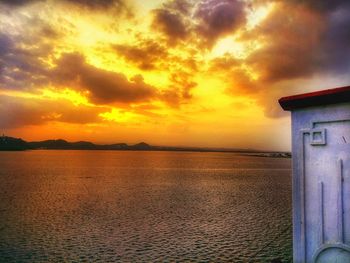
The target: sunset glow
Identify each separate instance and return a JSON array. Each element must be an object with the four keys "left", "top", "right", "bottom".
[{"left": 1, "top": 0, "right": 350, "bottom": 150}]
